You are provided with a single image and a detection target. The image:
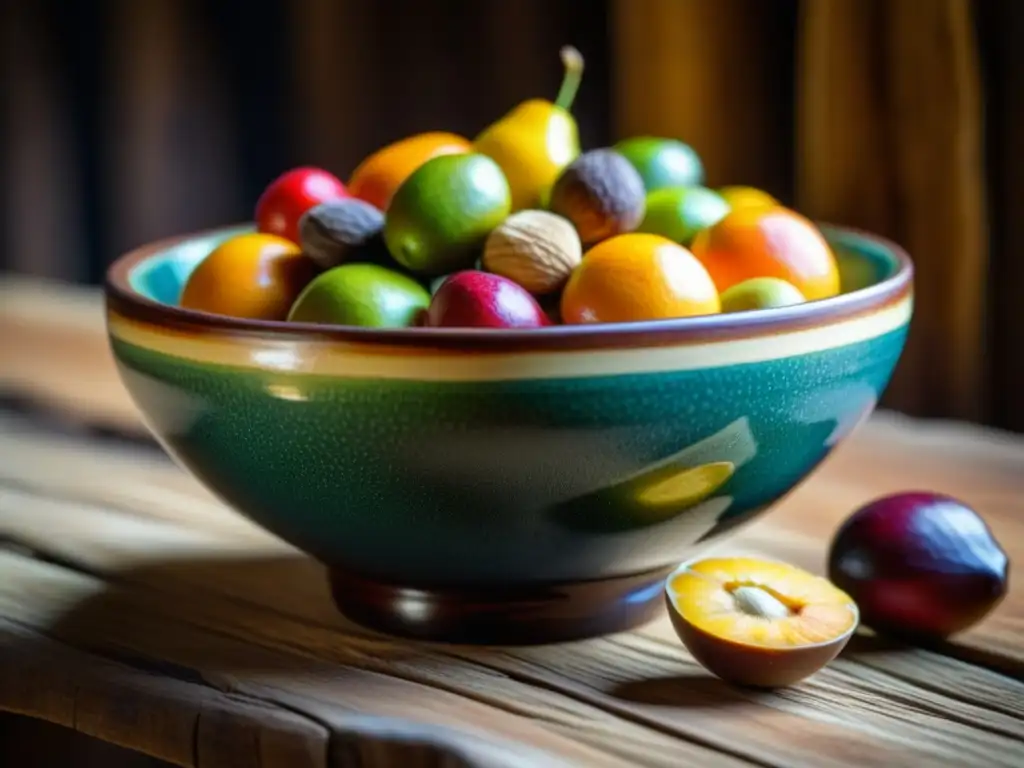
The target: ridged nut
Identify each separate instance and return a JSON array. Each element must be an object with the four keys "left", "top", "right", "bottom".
[{"left": 482, "top": 210, "right": 583, "bottom": 294}]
